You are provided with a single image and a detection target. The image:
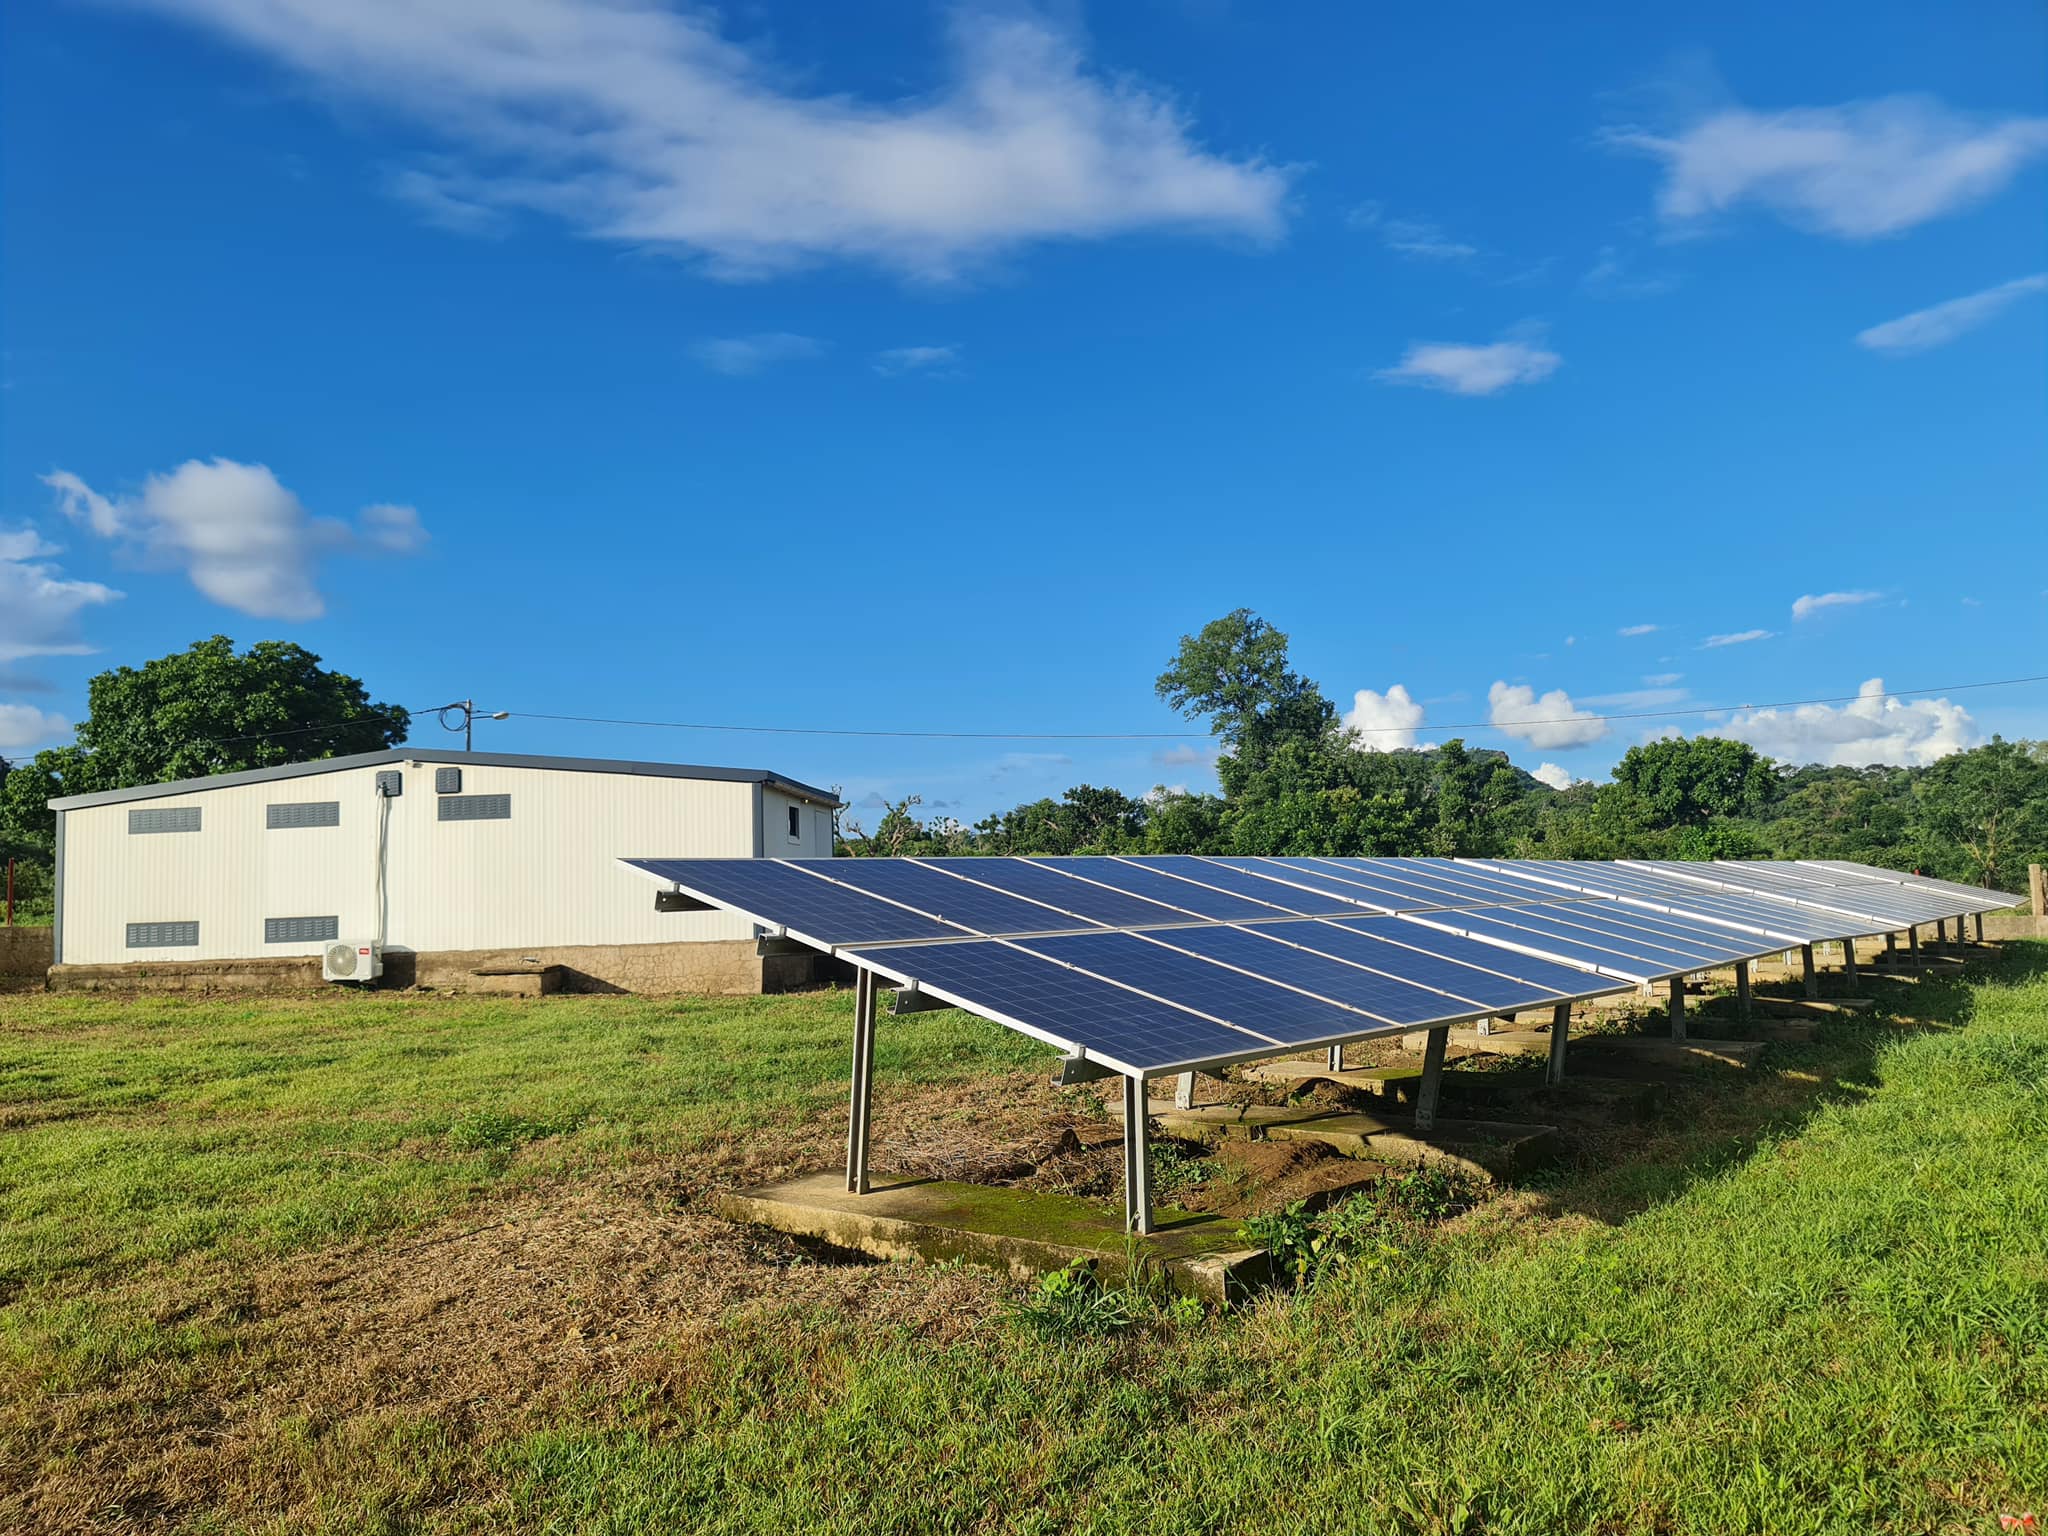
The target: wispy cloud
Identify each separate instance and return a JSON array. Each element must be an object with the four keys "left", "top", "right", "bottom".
[
  {"left": 0, "top": 526, "right": 121, "bottom": 664},
  {"left": 1580, "top": 245, "right": 1679, "bottom": 299},
  {"left": 1644, "top": 672, "right": 1683, "bottom": 687},
  {"left": 1617, "top": 622, "right": 1660, "bottom": 637},
  {"left": 1701, "top": 629, "right": 1774, "bottom": 648},
  {"left": 874, "top": 345, "right": 962, "bottom": 378},
  {"left": 1486, "top": 681, "right": 1606, "bottom": 749},
  {"left": 1342, "top": 684, "right": 1426, "bottom": 750},
  {"left": 1580, "top": 687, "right": 1688, "bottom": 710},
  {"left": 1347, "top": 201, "right": 1478, "bottom": 262},
  {"left": 690, "top": 333, "right": 825, "bottom": 376},
  {"left": 130, "top": 2, "right": 1292, "bottom": 282},
  {"left": 43, "top": 459, "right": 427, "bottom": 622},
  {"left": 1791, "top": 590, "right": 1880, "bottom": 621},
  {"left": 1376, "top": 331, "right": 1561, "bottom": 397},
  {"left": 1856, "top": 274, "right": 2048, "bottom": 355},
  {"left": 1606, "top": 94, "right": 2048, "bottom": 239}
]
